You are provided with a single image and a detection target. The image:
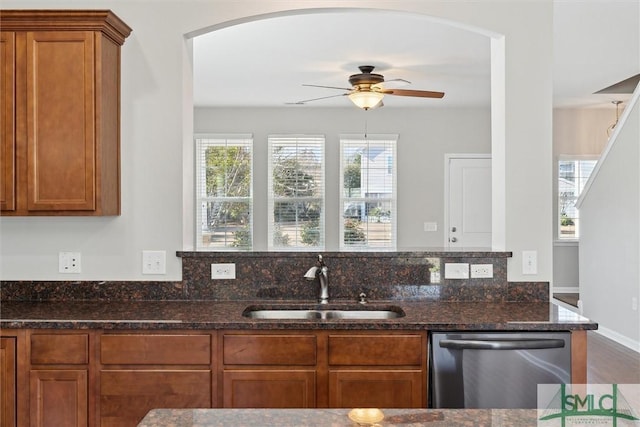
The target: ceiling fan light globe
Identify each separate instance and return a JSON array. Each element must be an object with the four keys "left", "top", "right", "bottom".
[{"left": 348, "top": 91, "right": 384, "bottom": 110}]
